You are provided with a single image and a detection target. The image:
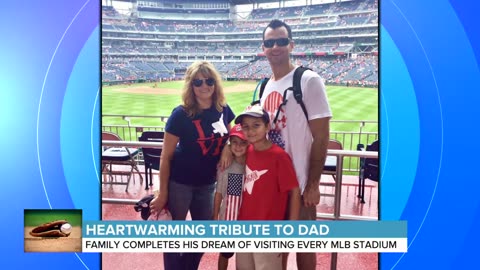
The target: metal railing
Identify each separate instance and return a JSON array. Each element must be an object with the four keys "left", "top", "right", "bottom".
[{"left": 102, "top": 115, "right": 378, "bottom": 174}]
